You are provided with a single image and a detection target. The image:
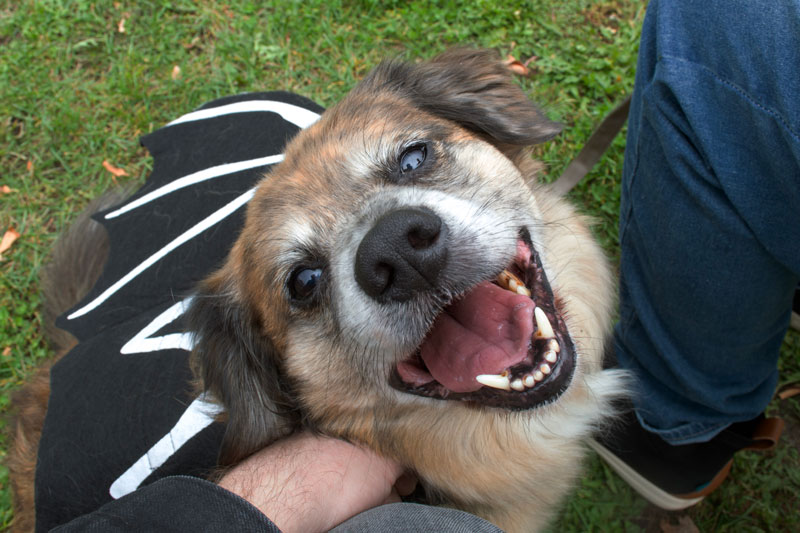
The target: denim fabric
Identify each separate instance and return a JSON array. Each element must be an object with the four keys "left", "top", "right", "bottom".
[
  {"left": 333, "top": 503, "right": 502, "bottom": 533},
  {"left": 614, "top": 0, "right": 800, "bottom": 444}
]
